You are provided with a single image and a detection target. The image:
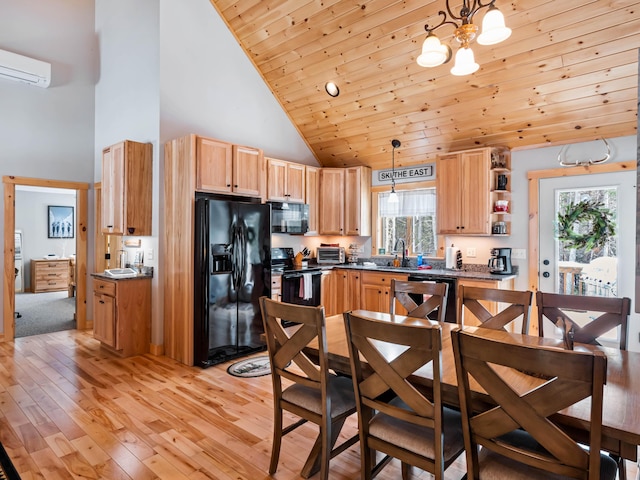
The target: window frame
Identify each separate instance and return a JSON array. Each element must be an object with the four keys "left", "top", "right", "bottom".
[{"left": 371, "top": 181, "right": 445, "bottom": 259}]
